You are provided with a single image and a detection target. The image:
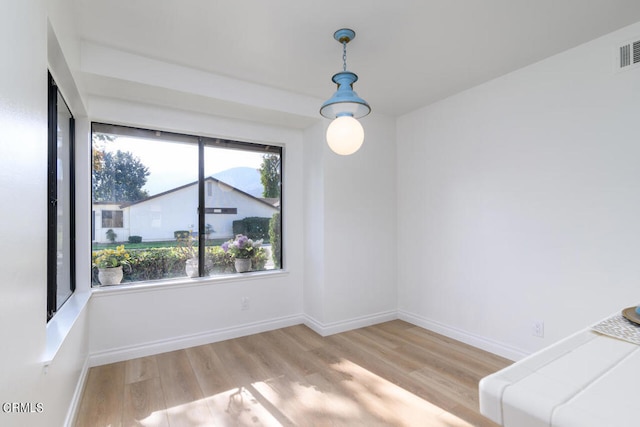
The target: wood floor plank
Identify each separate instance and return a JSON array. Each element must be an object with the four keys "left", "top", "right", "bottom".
[
  {"left": 202, "top": 383, "right": 288, "bottom": 426},
  {"left": 258, "top": 329, "right": 325, "bottom": 380},
  {"left": 75, "top": 362, "right": 125, "bottom": 427},
  {"left": 125, "top": 355, "right": 159, "bottom": 384},
  {"left": 279, "top": 324, "right": 326, "bottom": 351},
  {"left": 75, "top": 321, "right": 511, "bottom": 427},
  {"left": 358, "top": 322, "right": 410, "bottom": 349},
  {"left": 410, "top": 367, "right": 481, "bottom": 412},
  {"left": 445, "top": 403, "right": 503, "bottom": 427},
  {"left": 123, "top": 377, "right": 170, "bottom": 427},
  {"left": 346, "top": 328, "right": 435, "bottom": 374},
  {"left": 407, "top": 326, "right": 511, "bottom": 371},
  {"left": 298, "top": 371, "right": 379, "bottom": 426},
  {"left": 155, "top": 350, "right": 212, "bottom": 426},
  {"left": 211, "top": 338, "right": 267, "bottom": 386},
  {"left": 186, "top": 344, "right": 234, "bottom": 397},
  {"left": 315, "top": 355, "right": 458, "bottom": 426},
  {"left": 309, "top": 339, "right": 460, "bottom": 415}
]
